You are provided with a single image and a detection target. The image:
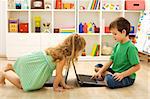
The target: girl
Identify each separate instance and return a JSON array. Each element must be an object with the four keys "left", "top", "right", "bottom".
[{"left": 0, "top": 34, "right": 86, "bottom": 92}]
